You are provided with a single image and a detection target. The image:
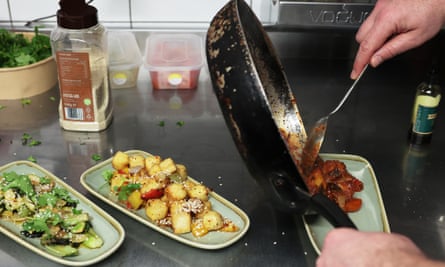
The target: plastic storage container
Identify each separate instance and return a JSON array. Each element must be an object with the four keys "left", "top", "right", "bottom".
[
  {"left": 108, "top": 31, "right": 142, "bottom": 89},
  {"left": 144, "top": 34, "right": 204, "bottom": 90}
]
